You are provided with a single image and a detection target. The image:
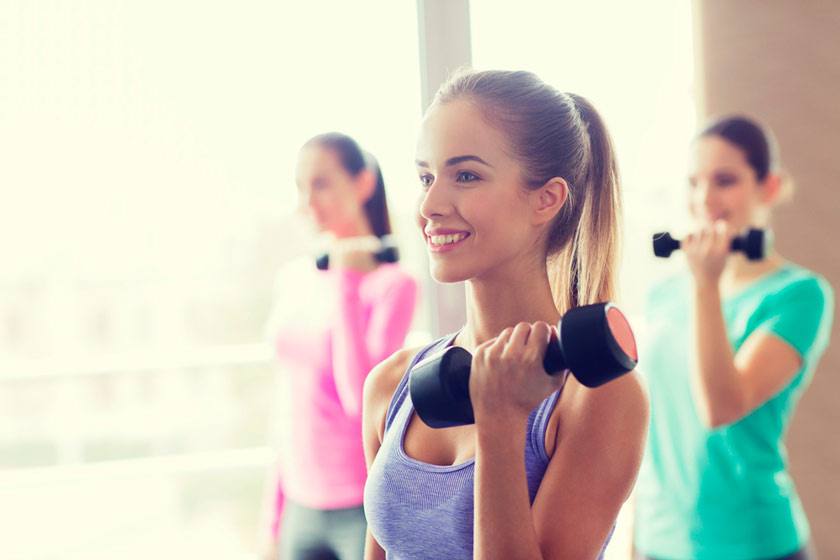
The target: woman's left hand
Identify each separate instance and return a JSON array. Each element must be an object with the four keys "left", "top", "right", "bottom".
[{"left": 469, "top": 321, "right": 568, "bottom": 426}]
